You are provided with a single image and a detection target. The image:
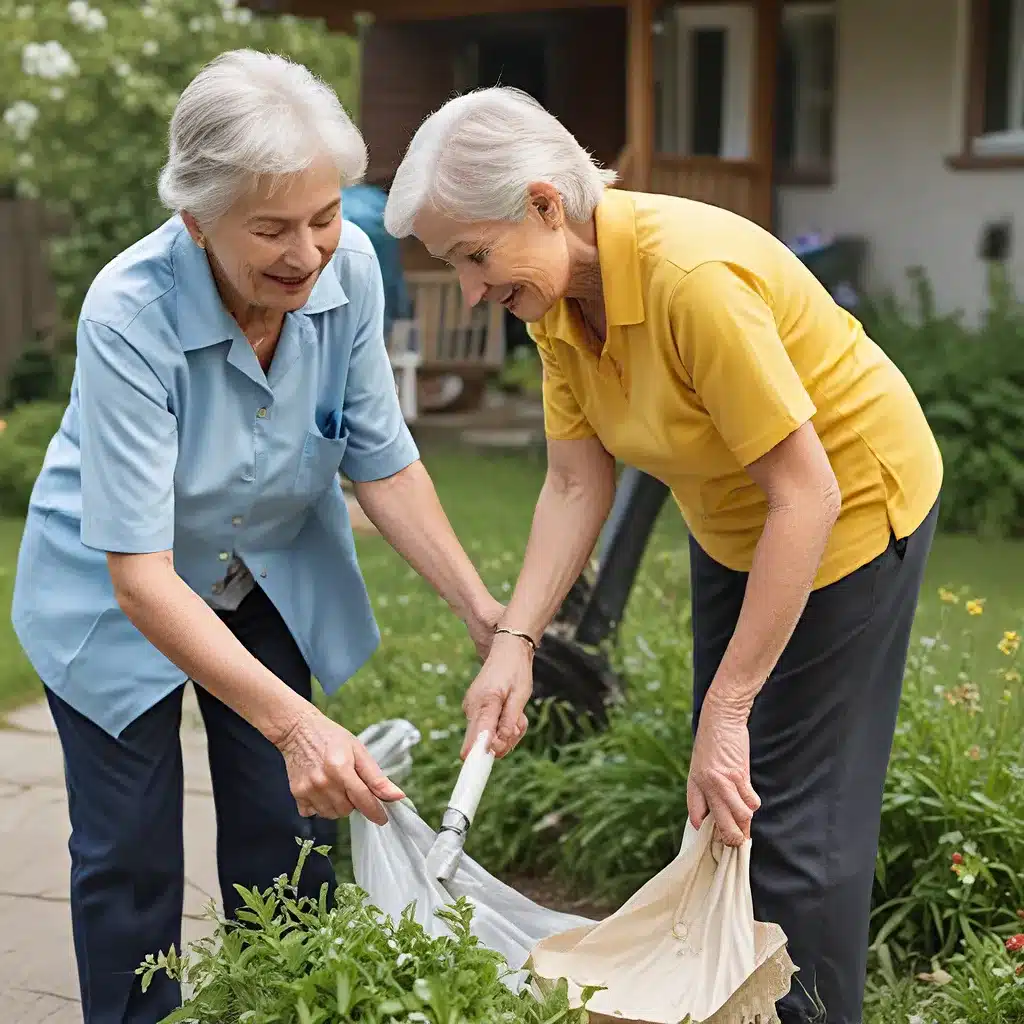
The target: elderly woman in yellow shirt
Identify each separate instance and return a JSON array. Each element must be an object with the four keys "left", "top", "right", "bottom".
[{"left": 386, "top": 88, "right": 942, "bottom": 1024}]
